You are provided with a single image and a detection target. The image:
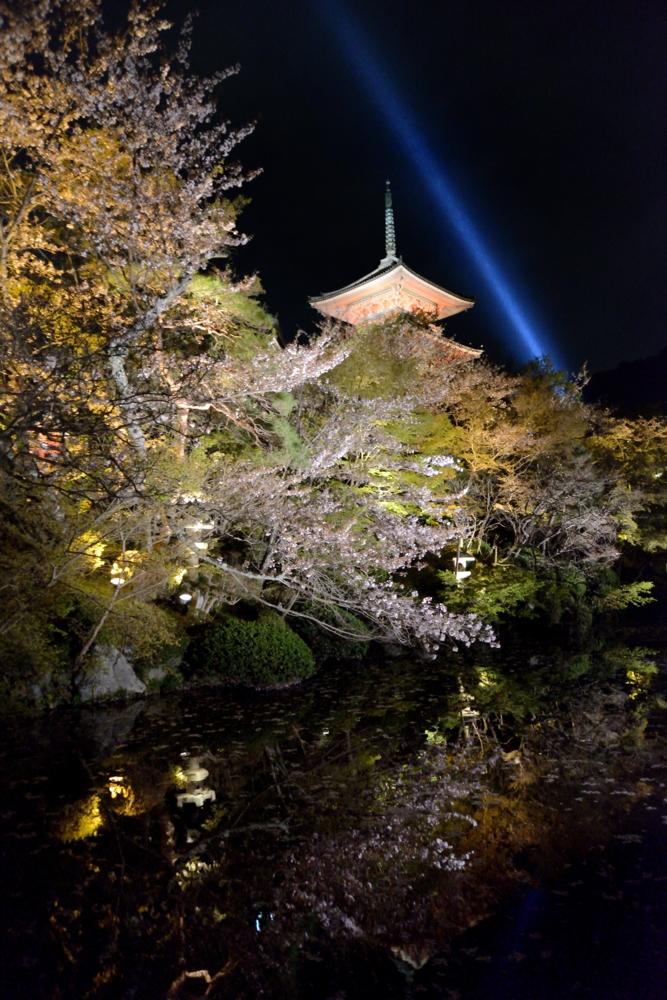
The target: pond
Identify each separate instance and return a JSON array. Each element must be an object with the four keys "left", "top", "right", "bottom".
[{"left": 1, "top": 628, "right": 667, "bottom": 999}]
